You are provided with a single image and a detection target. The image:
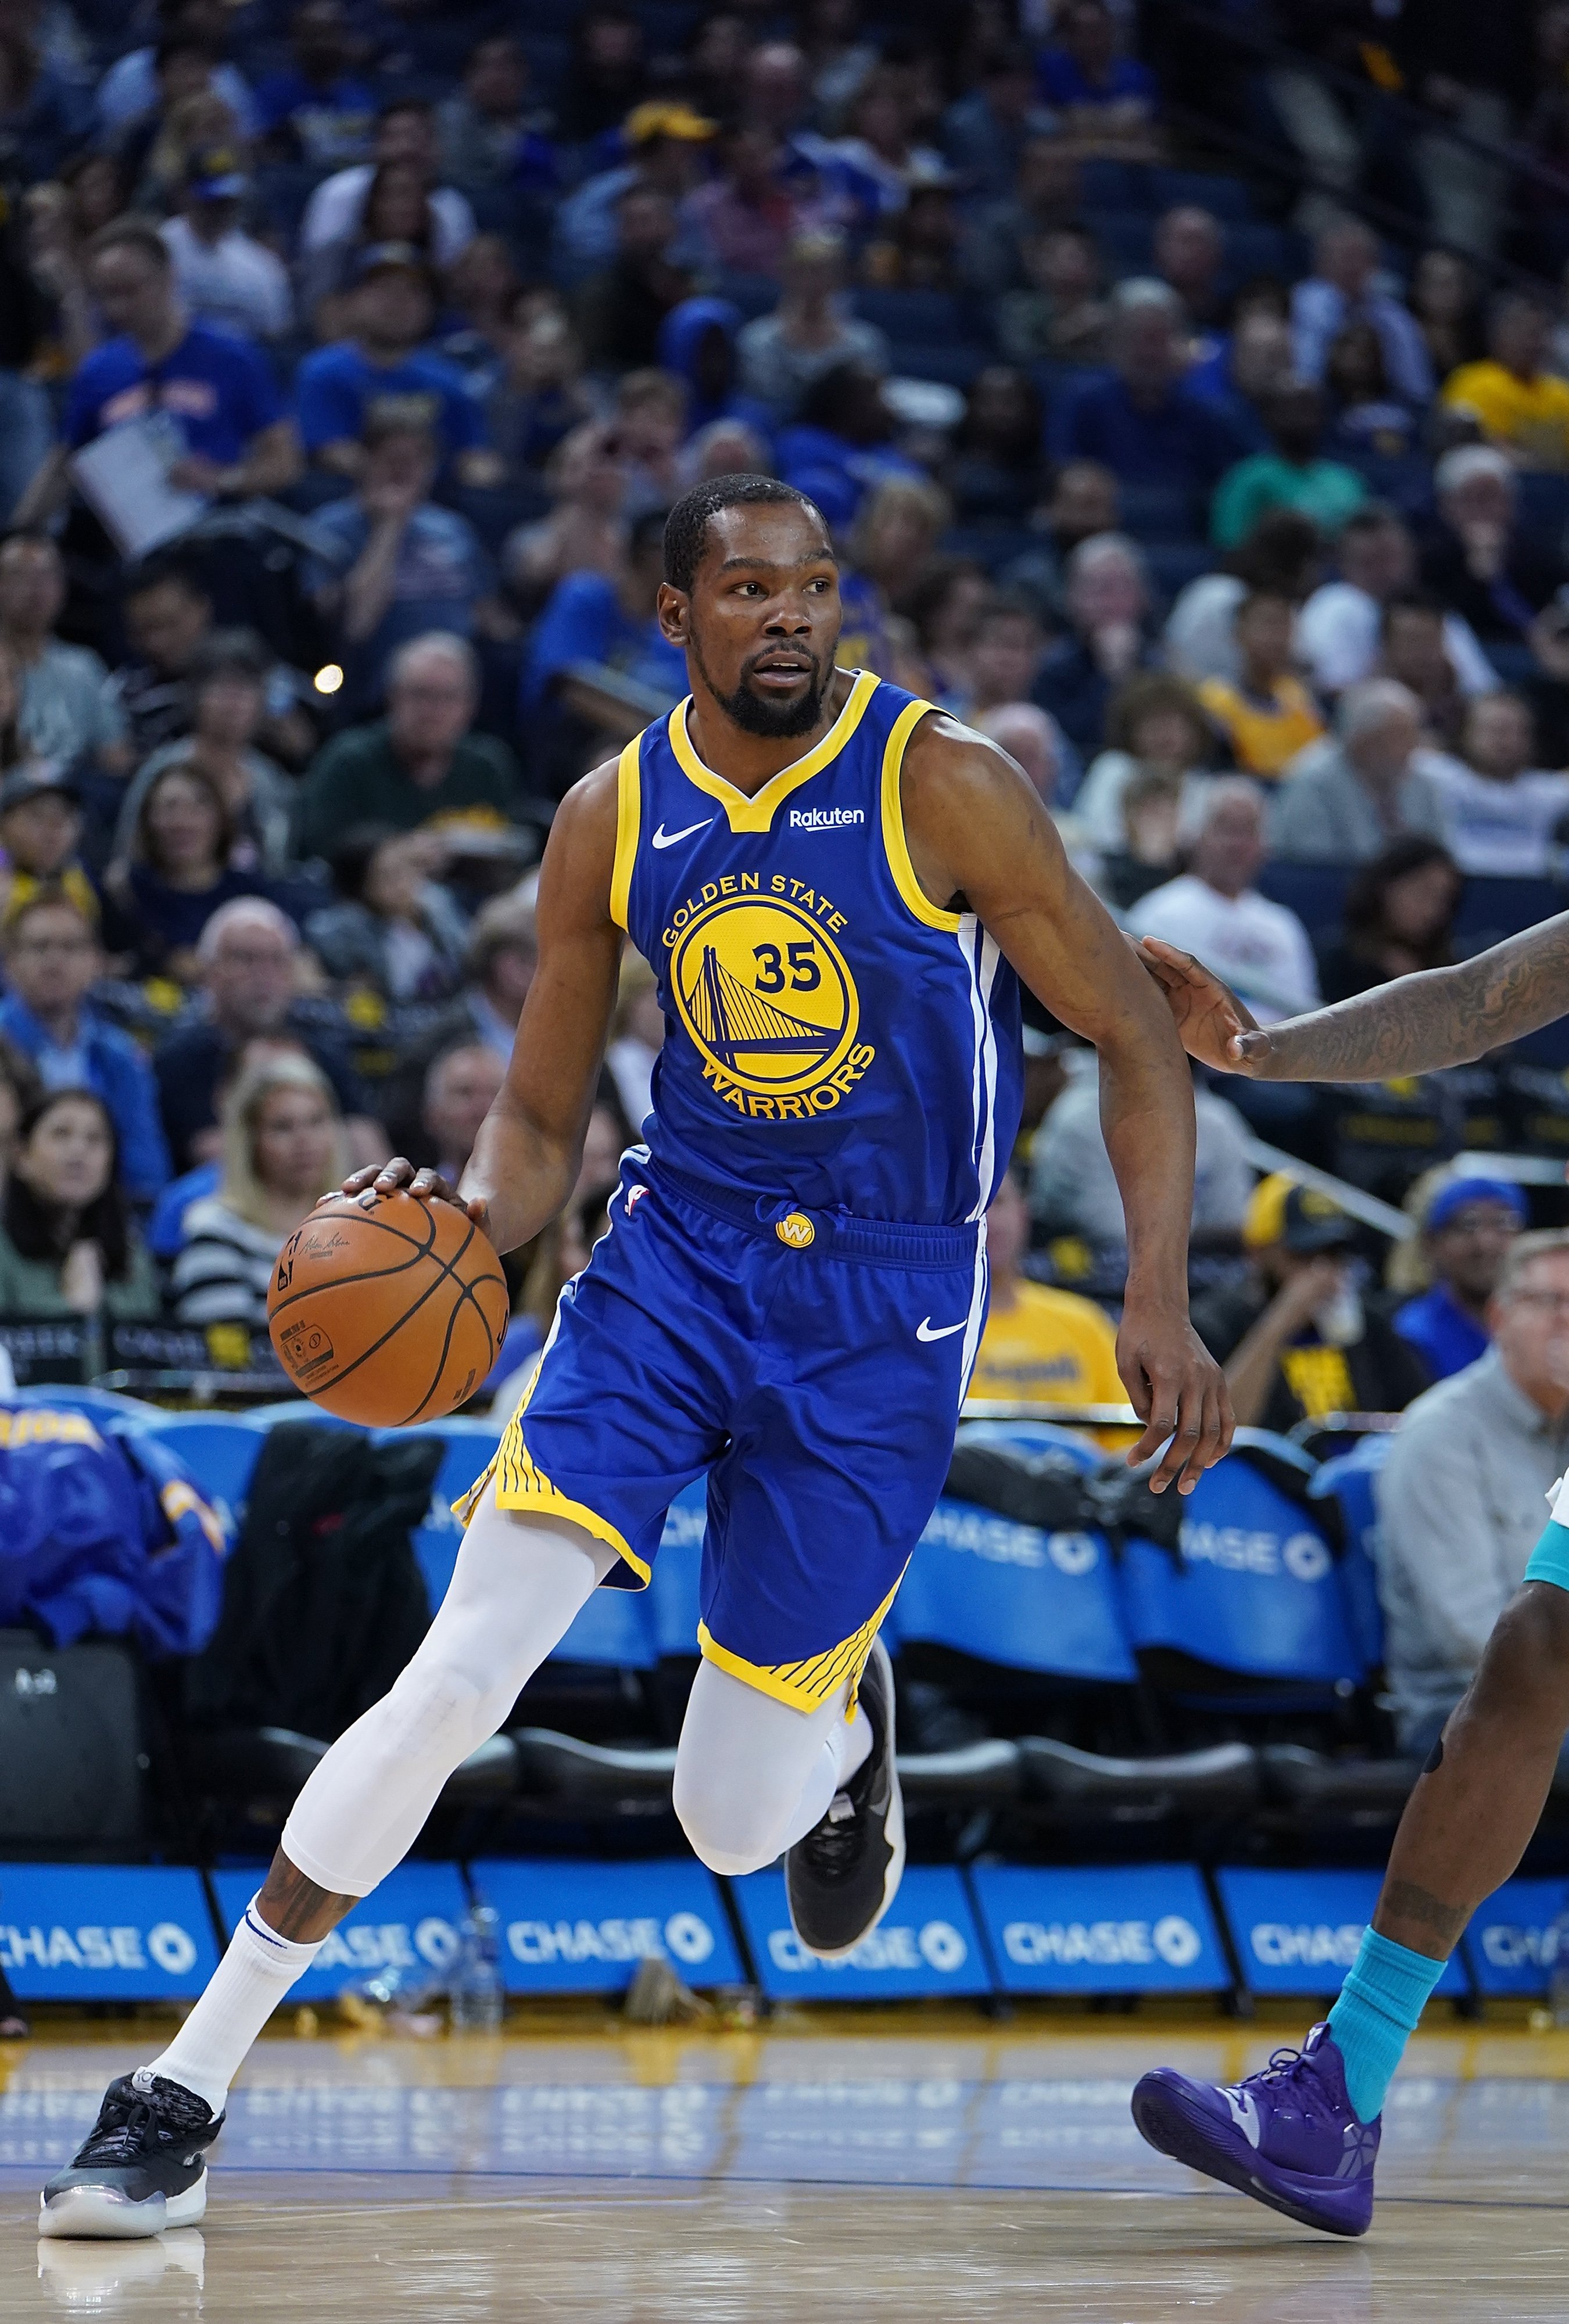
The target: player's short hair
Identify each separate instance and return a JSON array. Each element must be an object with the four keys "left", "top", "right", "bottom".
[{"left": 662, "top": 474, "right": 828, "bottom": 596}]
